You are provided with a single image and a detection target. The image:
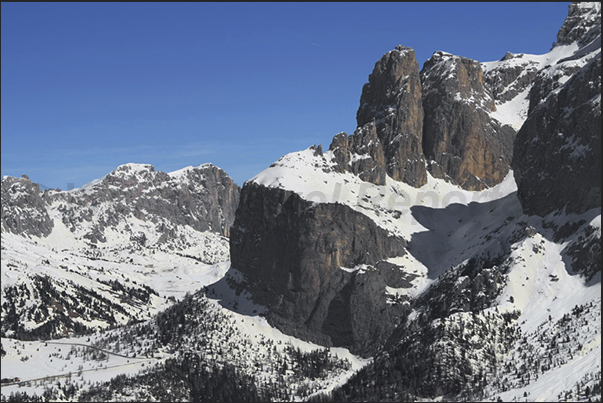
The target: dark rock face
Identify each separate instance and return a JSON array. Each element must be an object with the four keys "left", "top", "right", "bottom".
[
  {"left": 511, "top": 3, "right": 601, "bottom": 217},
  {"left": 563, "top": 221, "right": 602, "bottom": 282},
  {"left": 527, "top": 64, "right": 584, "bottom": 117},
  {"left": 1, "top": 175, "right": 53, "bottom": 237},
  {"left": 421, "top": 52, "right": 516, "bottom": 190},
  {"left": 512, "top": 55, "right": 601, "bottom": 216},
  {"left": 328, "top": 124, "right": 387, "bottom": 185},
  {"left": 230, "top": 182, "right": 408, "bottom": 356},
  {"left": 353, "top": 45, "right": 427, "bottom": 187}
]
